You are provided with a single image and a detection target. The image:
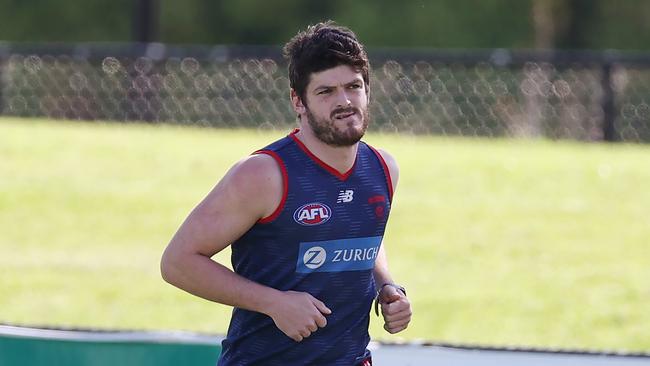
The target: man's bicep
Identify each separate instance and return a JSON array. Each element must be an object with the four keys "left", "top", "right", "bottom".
[{"left": 176, "top": 197, "right": 259, "bottom": 258}]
